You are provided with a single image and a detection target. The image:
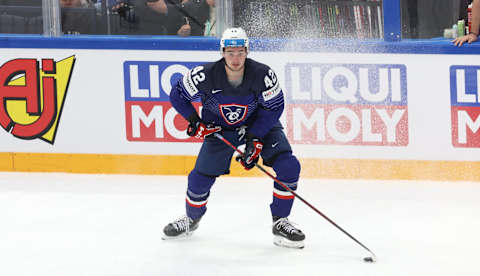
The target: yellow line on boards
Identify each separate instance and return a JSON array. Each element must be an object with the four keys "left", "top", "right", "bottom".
[
  {"left": 0, "top": 153, "right": 13, "bottom": 171},
  {"left": 0, "top": 152, "right": 479, "bottom": 182}
]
